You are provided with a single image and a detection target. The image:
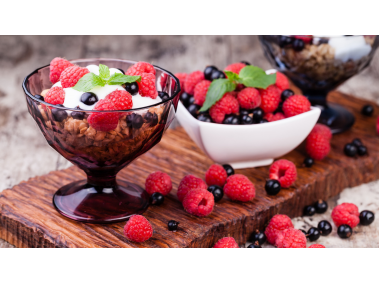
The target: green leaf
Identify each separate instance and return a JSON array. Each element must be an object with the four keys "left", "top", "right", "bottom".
[
  {"left": 72, "top": 73, "right": 105, "bottom": 92},
  {"left": 108, "top": 73, "right": 141, "bottom": 85},
  {"left": 199, "top": 79, "right": 236, "bottom": 112},
  {"left": 99, "top": 64, "right": 110, "bottom": 80},
  {"left": 239, "top": 66, "right": 277, "bottom": 89},
  {"left": 224, "top": 71, "right": 240, "bottom": 83}
]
